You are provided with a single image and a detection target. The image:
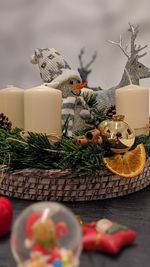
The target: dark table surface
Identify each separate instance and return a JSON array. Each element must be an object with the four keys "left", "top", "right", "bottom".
[{"left": 1, "top": 186, "right": 150, "bottom": 267}]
